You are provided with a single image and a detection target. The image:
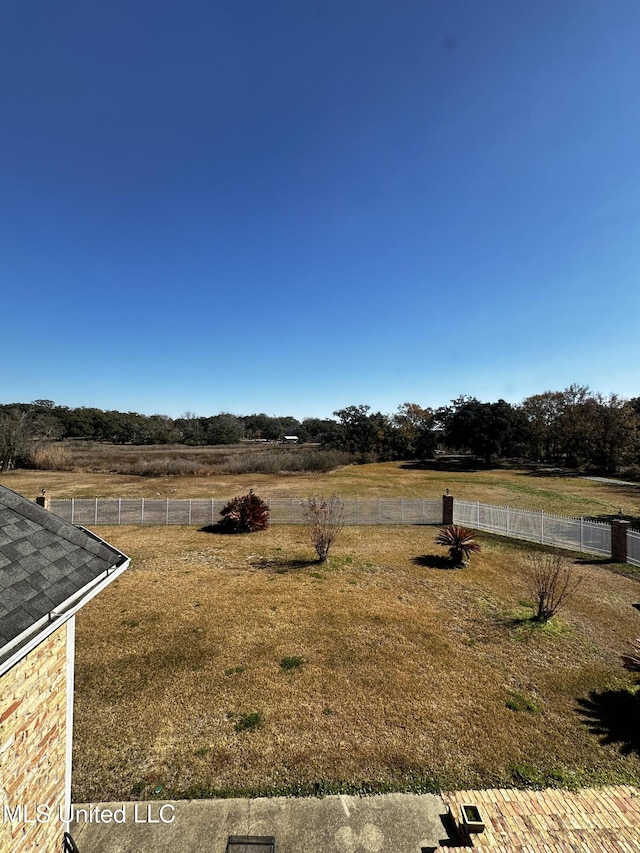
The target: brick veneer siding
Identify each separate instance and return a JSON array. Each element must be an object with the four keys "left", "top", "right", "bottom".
[{"left": 1, "top": 624, "right": 70, "bottom": 853}]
